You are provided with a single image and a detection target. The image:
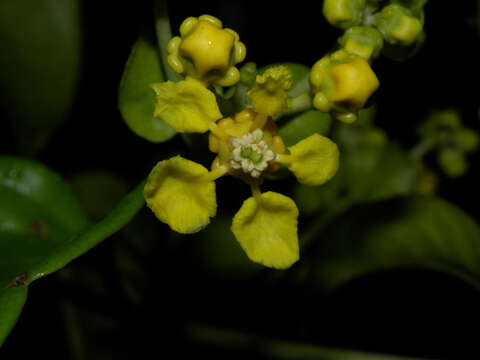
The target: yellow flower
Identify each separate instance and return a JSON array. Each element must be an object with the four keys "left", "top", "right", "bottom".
[
  {"left": 167, "top": 14, "right": 246, "bottom": 86},
  {"left": 145, "top": 65, "right": 339, "bottom": 269},
  {"left": 247, "top": 66, "right": 293, "bottom": 116},
  {"left": 310, "top": 50, "right": 379, "bottom": 123}
]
